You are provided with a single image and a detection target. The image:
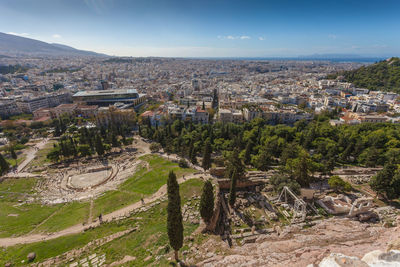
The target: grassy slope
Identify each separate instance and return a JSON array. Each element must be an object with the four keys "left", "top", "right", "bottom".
[
  {"left": 0, "top": 178, "right": 58, "bottom": 237},
  {"left": 0, "top": 178, "right": 204, "bottom": 266},
  {"left": 0, "top": 154, "right": 196, "bottom": 237},
  {"left": 92, "top": 154, "right": 196, "bottom": 216}
]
